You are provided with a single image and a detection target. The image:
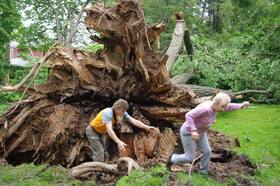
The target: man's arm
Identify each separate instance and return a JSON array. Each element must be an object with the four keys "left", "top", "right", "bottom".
[
  {"left": 129, "top": 118, "right": 150, "bottom": 130},
  {"left": 128, "top": 117, "right": 159, "bottom": 134},
  {"left": 105, "top": 122, "right": 126, "bottom": 150}
]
